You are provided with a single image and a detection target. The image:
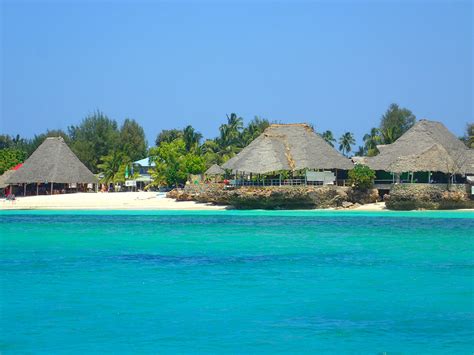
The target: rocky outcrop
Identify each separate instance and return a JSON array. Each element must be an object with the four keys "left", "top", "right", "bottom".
[
  {"left": 385, "top": 184, "right": 473, "bottom": 210},
  {"left": 228, "top": 186, "right": 349, "bottom": 209}
]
